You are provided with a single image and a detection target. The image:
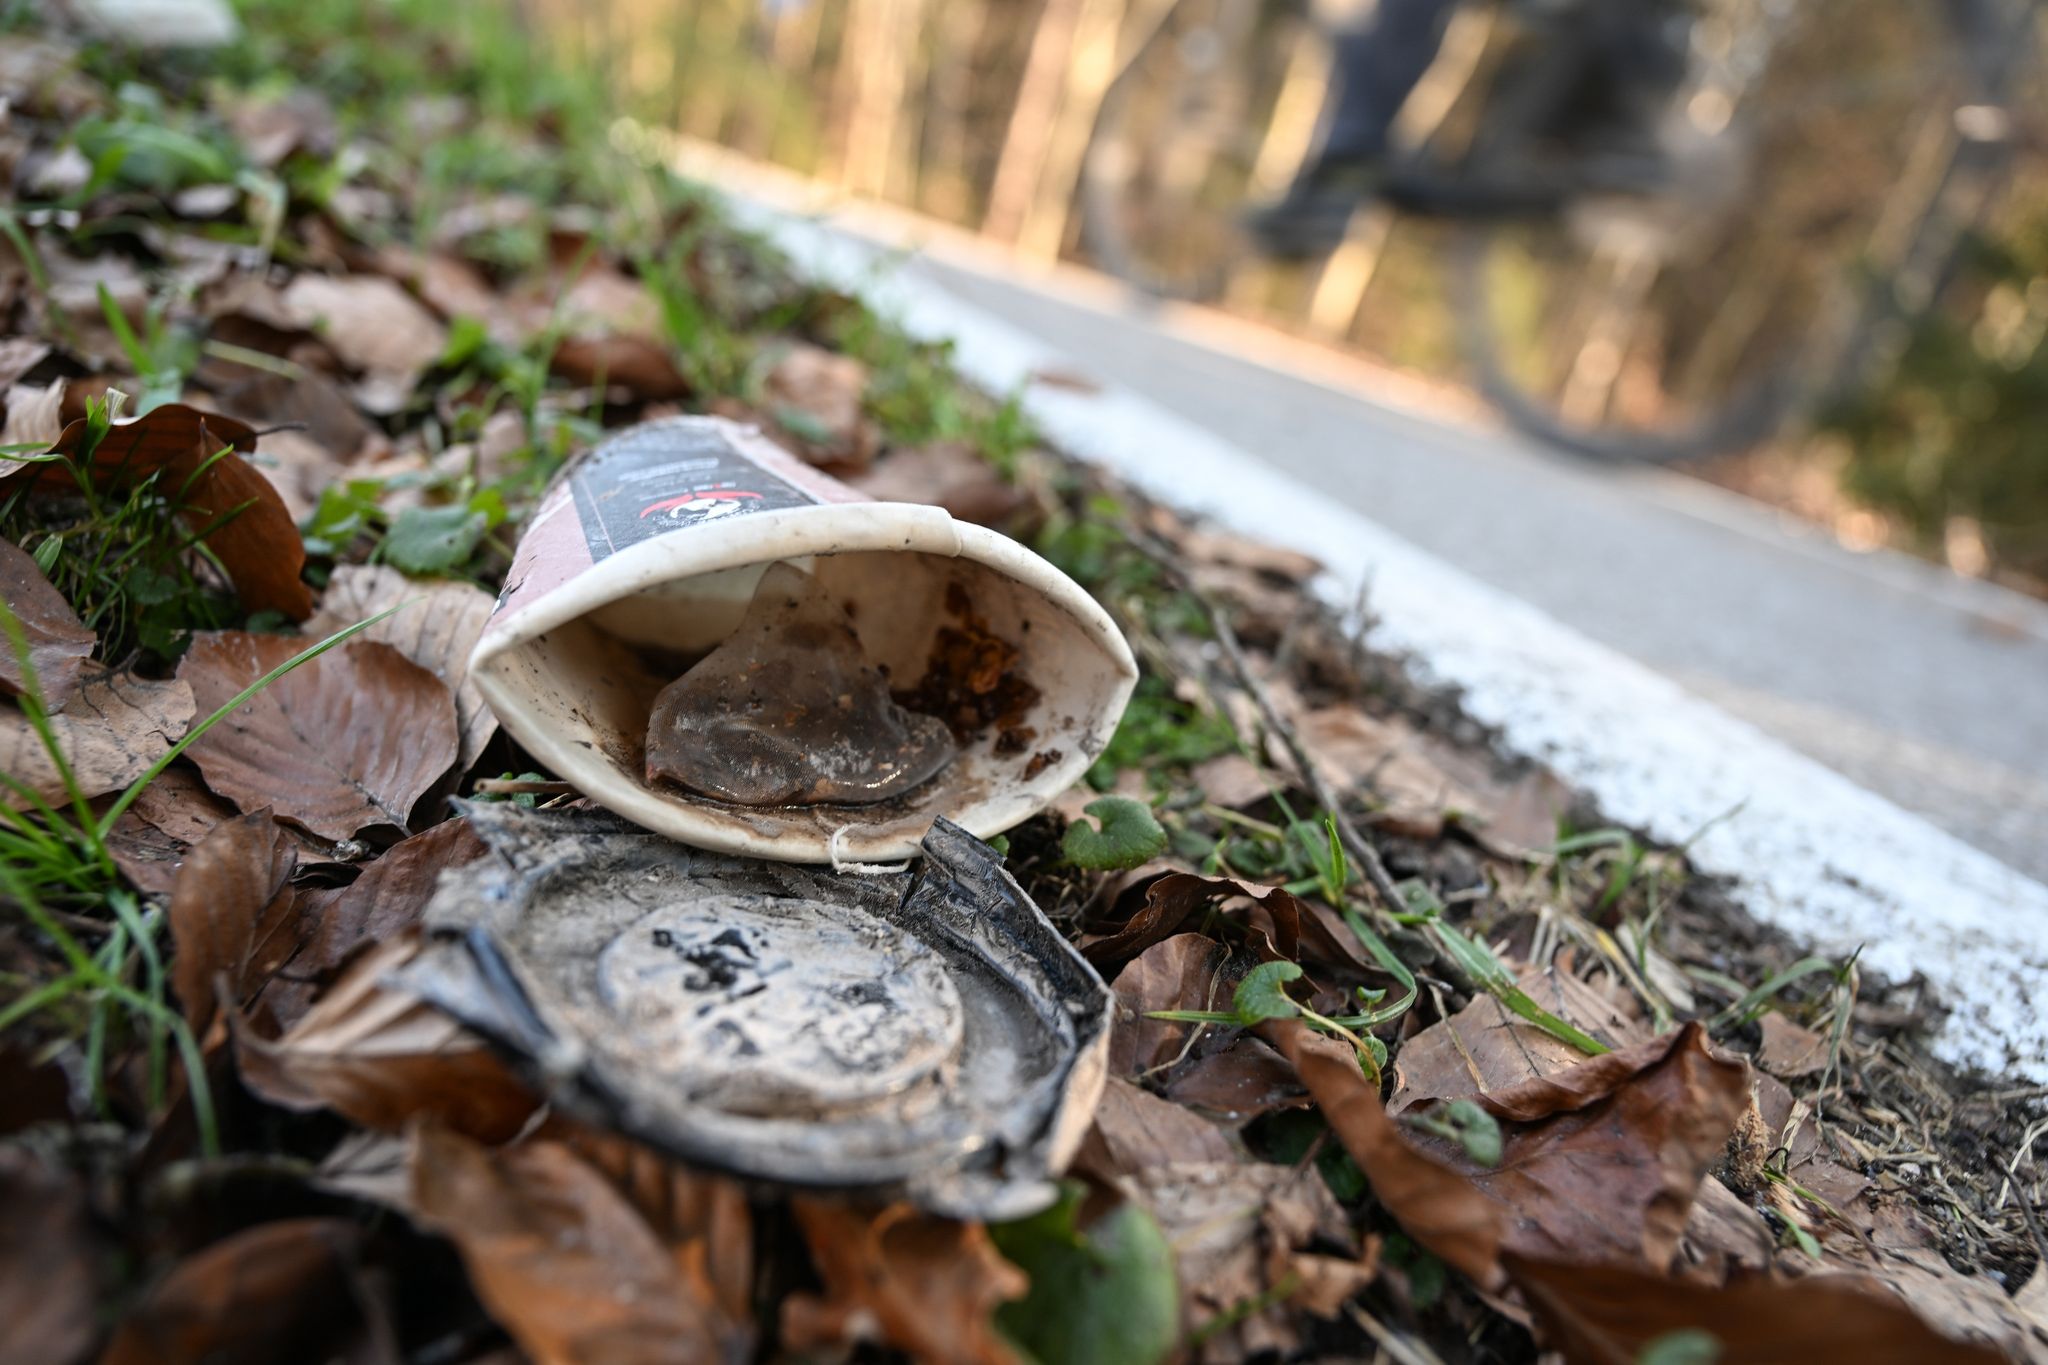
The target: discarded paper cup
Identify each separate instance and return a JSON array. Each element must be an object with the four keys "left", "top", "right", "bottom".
[
  {"left": 398, "top": 803, "right": 1112, "bottom": 1219},
  {"left": 471, "top": 415, "right": 1137, "bottom": 862}
]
